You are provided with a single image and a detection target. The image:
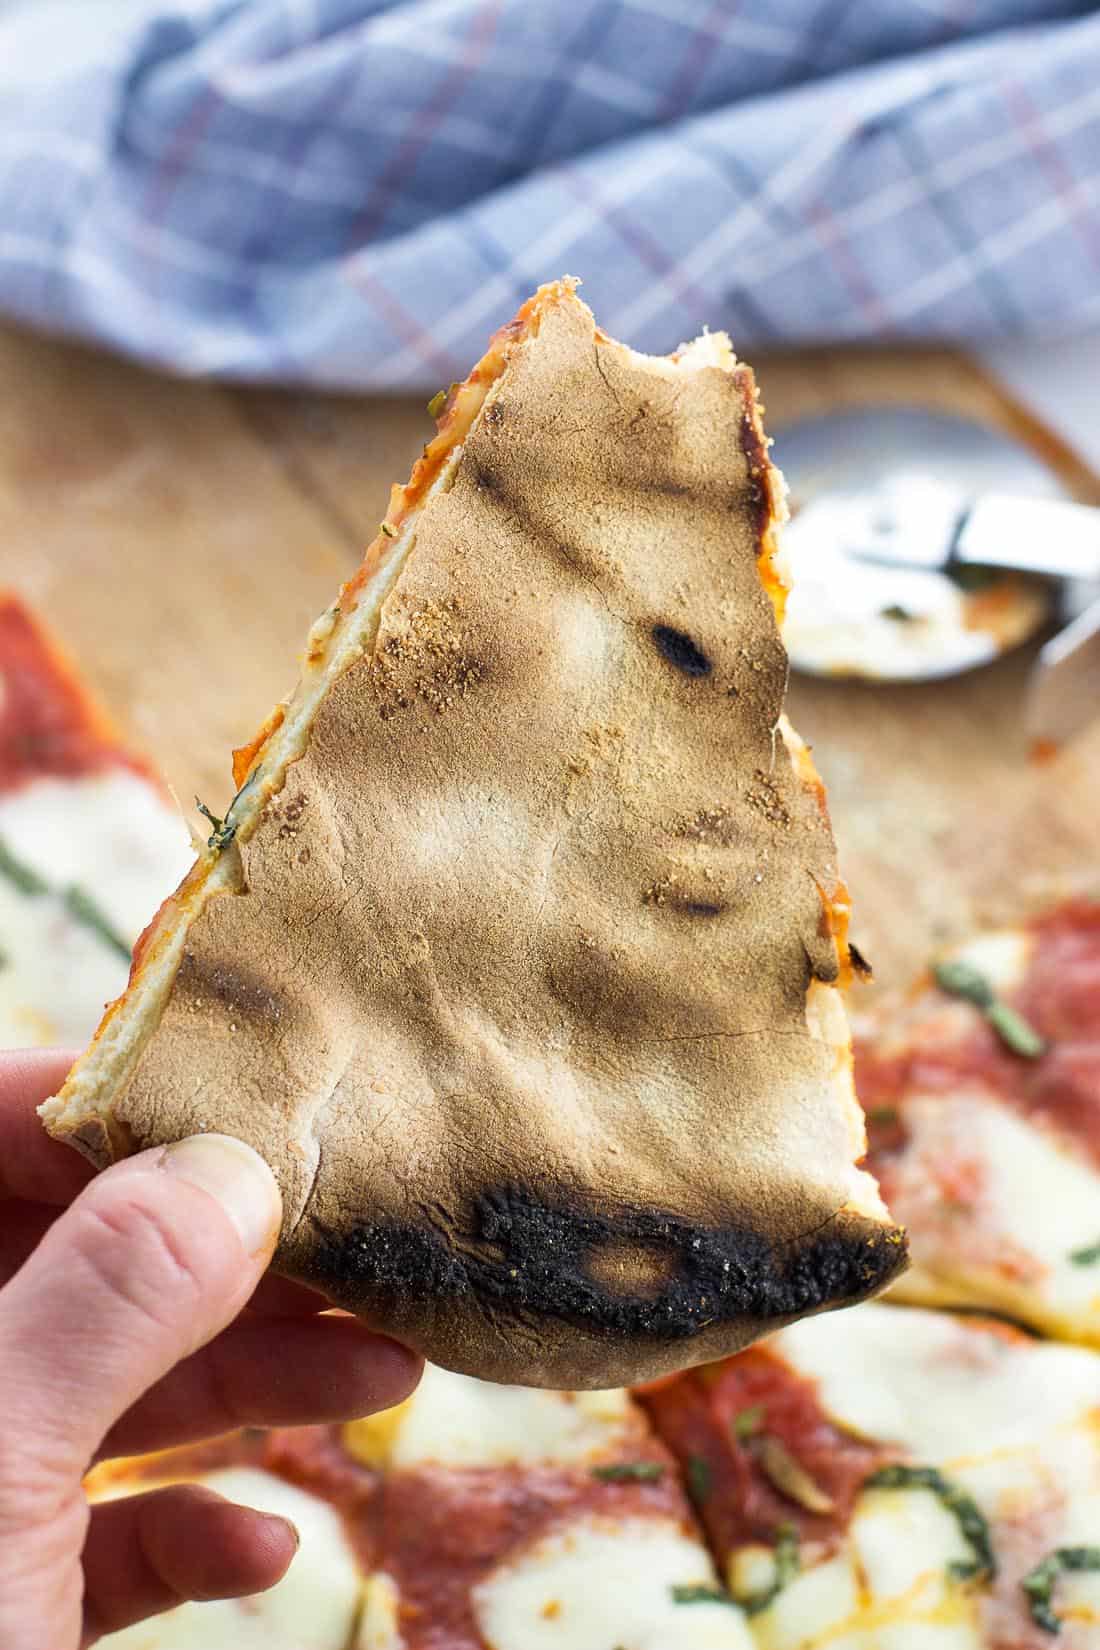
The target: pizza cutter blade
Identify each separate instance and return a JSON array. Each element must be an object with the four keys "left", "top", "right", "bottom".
[{"left": 772, "top": 407, "right": 1080, "bottom": 687}]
